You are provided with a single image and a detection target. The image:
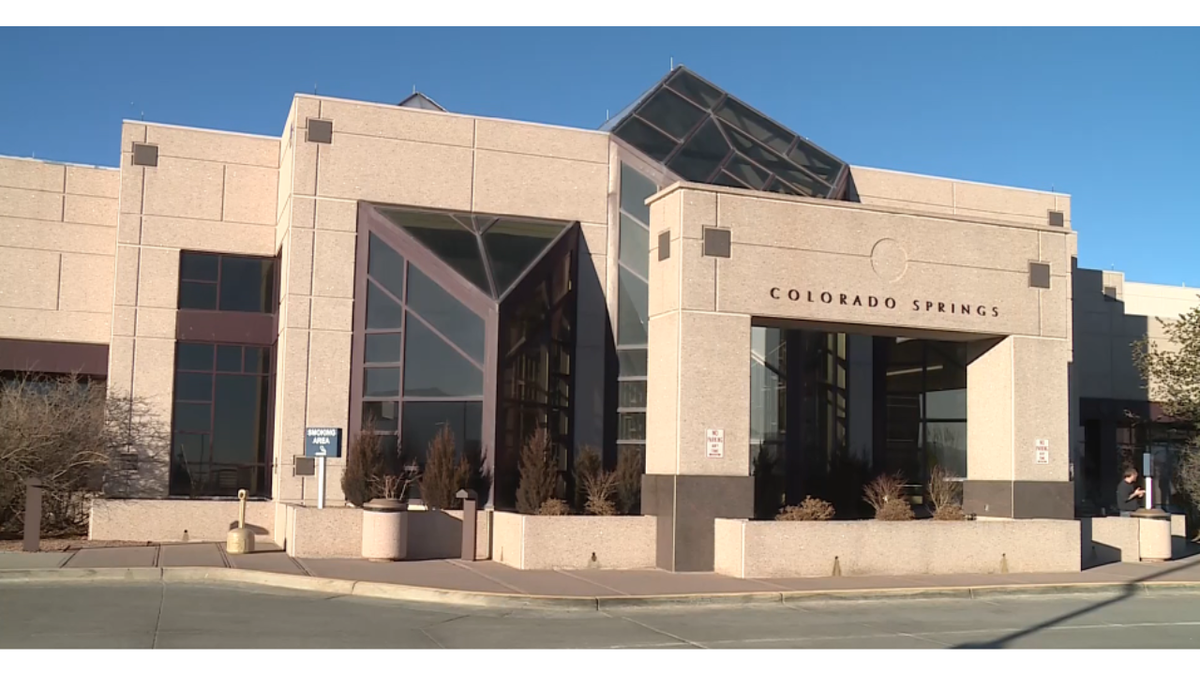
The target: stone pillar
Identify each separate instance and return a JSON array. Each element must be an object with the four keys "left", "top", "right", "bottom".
[
  {"left": 641, "top": 188, "right": 753, "bottom": 572},
  {"left": 964, "top": 336, "right": 1073, "bottom": 519}
]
